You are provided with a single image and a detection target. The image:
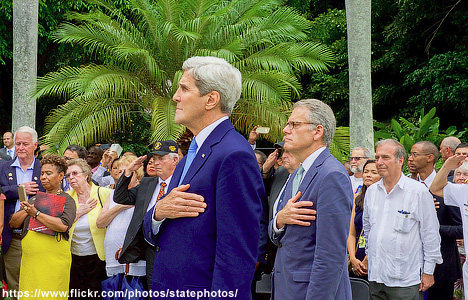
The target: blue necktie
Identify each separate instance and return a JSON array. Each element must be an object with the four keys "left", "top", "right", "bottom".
[
  {"left": 7, "top": 149, "right": 12, "bottom": 158},
  {"left": 179, "top": 138, "right": 198, "bottom": 185}
]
